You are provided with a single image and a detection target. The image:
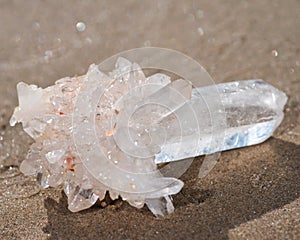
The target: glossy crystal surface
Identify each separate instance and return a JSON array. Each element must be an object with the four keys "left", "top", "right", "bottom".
[{"left": 9, "top": 58, "right": 287, "bottom": 216}]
